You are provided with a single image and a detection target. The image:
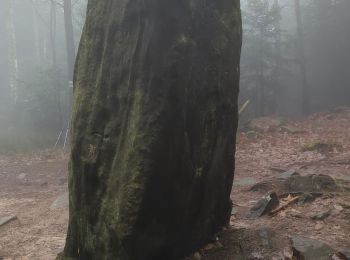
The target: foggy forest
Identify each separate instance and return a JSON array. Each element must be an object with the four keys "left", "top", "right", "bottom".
[{"left": 0, "top": 0, "right": 349, "bottom": 259}]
